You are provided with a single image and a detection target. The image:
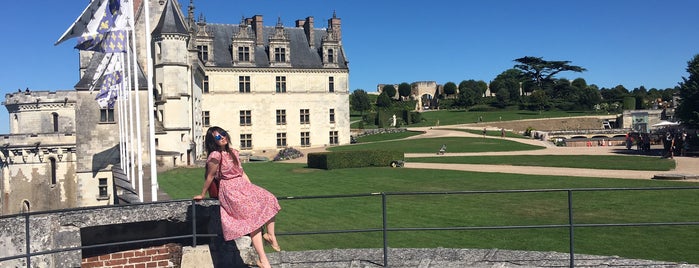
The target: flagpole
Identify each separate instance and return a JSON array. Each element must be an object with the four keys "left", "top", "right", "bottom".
[
  {"left": 144, "top": 0, "right": 159, "bottom": 201},
  {"left": 125, "top": 36, "right": 137, "bottom": 189},
  {"left": 117, "top": 54, "right": 126, "bottom": 173},
  {"left": 129, "top": 6, "right": 144, "bottom": 202}
]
